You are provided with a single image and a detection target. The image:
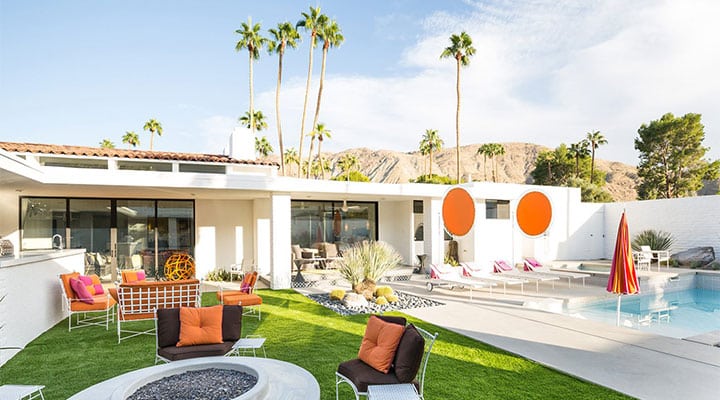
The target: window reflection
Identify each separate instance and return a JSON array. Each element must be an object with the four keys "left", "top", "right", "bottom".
[{"left": 291, "top": 200, "right": 377, "bottom": 248}]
